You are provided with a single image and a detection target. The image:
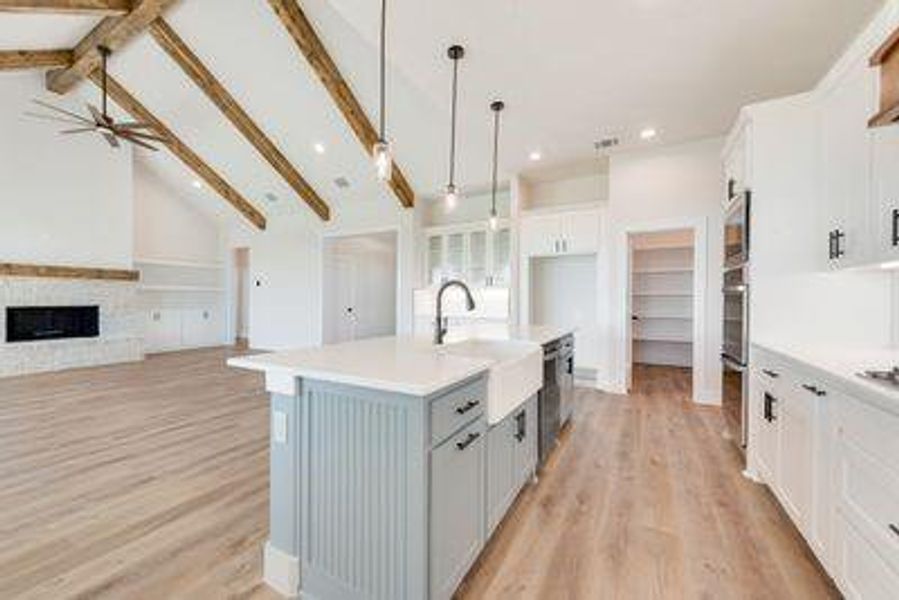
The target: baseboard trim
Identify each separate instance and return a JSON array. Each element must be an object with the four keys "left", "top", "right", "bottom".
[
  {"left": 693, "top": 387, "right": 721, "bottom": 406},
  {"left": 264, "top": 541, "right": 300, "bottom": 598}
]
